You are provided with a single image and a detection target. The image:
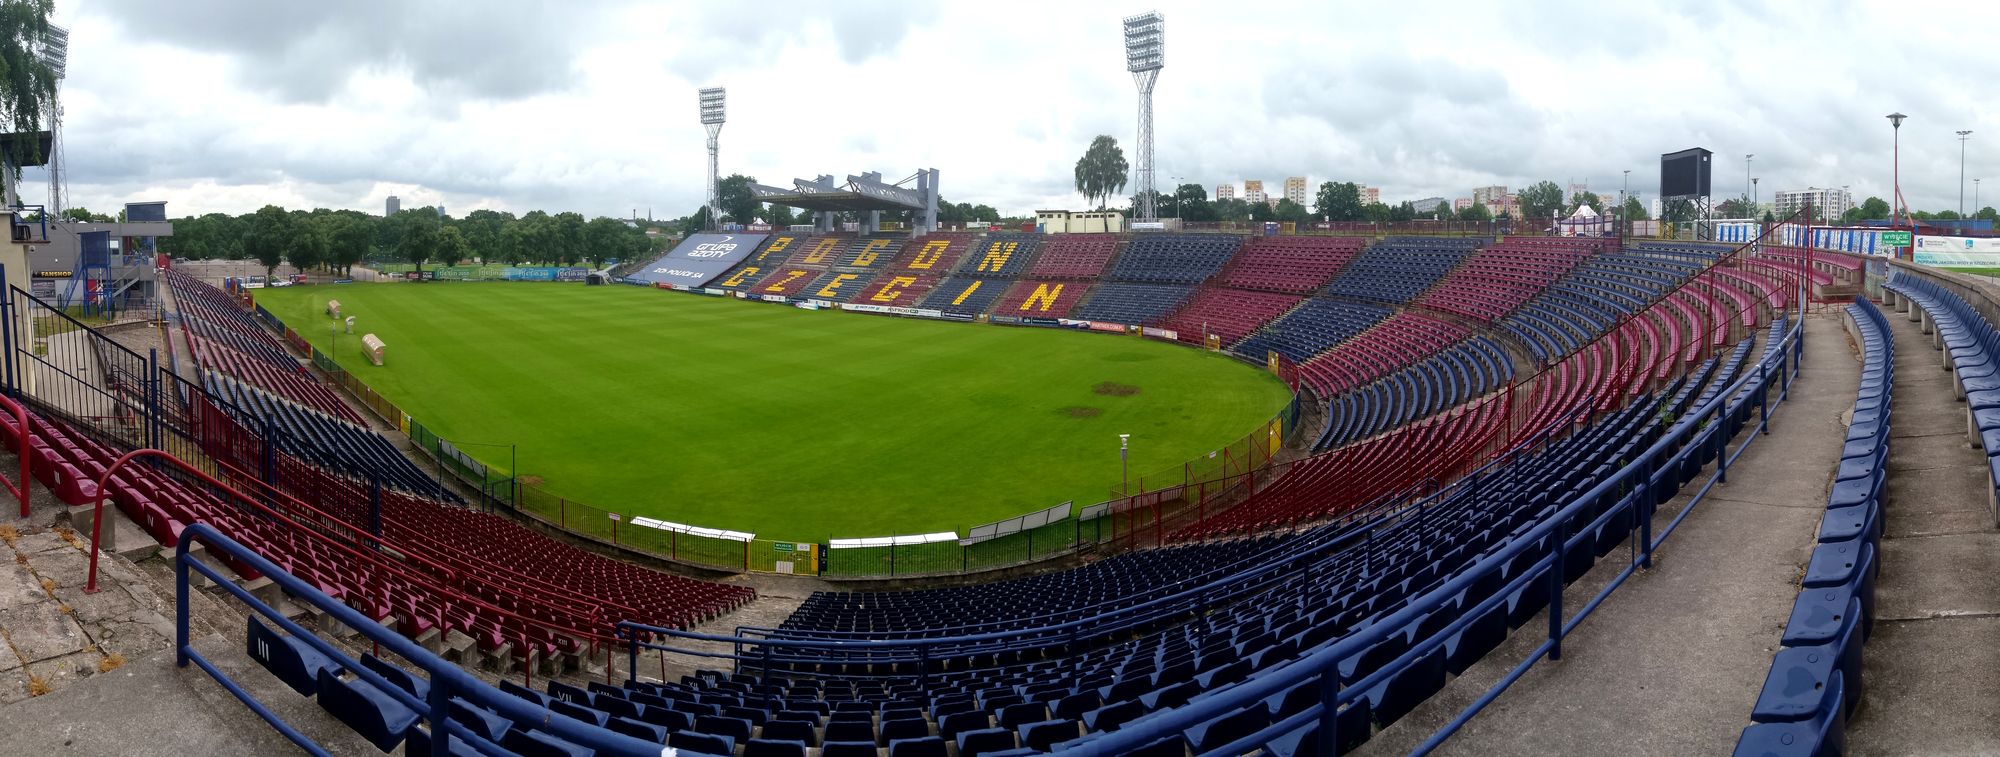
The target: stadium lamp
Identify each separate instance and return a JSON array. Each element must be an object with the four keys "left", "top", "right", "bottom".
[
  {"left": 1119, "top": 434, "right": 1132, "bottom": 497},
  {"left": 1887, "top": 113, "right": 1906, "bottom": 243},
  {"left": 699, "top": 87, "right": 727, "bottom": 229}
]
